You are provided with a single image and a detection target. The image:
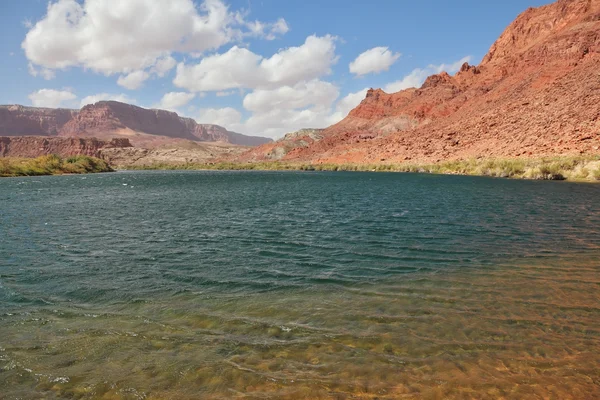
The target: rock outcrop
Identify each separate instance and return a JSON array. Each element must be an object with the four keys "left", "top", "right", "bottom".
[
  {"left": 0, "top": 101, "right": 271, "bottom": 148},
  {"left": 240, "top": 0, "right": 600, "bottom": 164},
  {"left": 0, "top": 136, "right": 132, "bottom": 158},
  {"left": 100, "top": 141, "right": 249, "bottom": 167},
  {"left": 0, "top": 105, "right": 76, "bottom": 136},
  {"left": 240, "top": 129, "right": 324, "bottom": 161}
]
